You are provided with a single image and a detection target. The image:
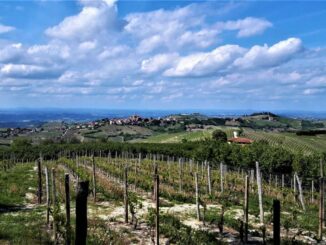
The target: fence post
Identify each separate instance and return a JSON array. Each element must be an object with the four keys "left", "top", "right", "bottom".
[
  {"left": 273, "top": 200, "right": 280, "bottom": 245},
  {"left": 179, "top": 158, "right": 183, "bottom": 192},
  {"left": 92, "top": 155, "right": 96, "bottom": 202},
  {"left": 75, "top": 181, "right": 89, "bottom": 245},
  {"left": 153, "top": 161, "right": 158, "bottom": 201},
  {"left": 244, "top": 175, "right": 249, "bottom": 243},
  {"left": 295, "top": 173, "right": 305, "bottom": 211},
  {"left": 195, "top": 173, "right": 201, "bottom": 221},
  {"left": 319, "top": 177, "right": 324, "bottom": 241},
  {"left": 311, "top": 180, "right": 315, "bottom": 203},
  {"left": 65, "top": 174, "right": 71, "bottom": 245},
  {"left": 155, "top": 174, "right": 160, "bottom": 245},
  {"left": 207, "top": 164, "right": 212, "bottom": 196},
  {"left": 45, "top": 167, "right": 50, "bottom": 226},
  {"left": 220, "top": 162, "right": 224, "bottom": 193},
  {"left": 256, "top": 162, "right": 264, "bottom": 224},
  {"left": 51, "top": 168, "right": 57, "bottom": 242},
  {"left": 37, "top": 159, "right": 42, "bottom": 204},
  {"left": 124, "top": 166, "right": 129, "bottom": 224}
]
